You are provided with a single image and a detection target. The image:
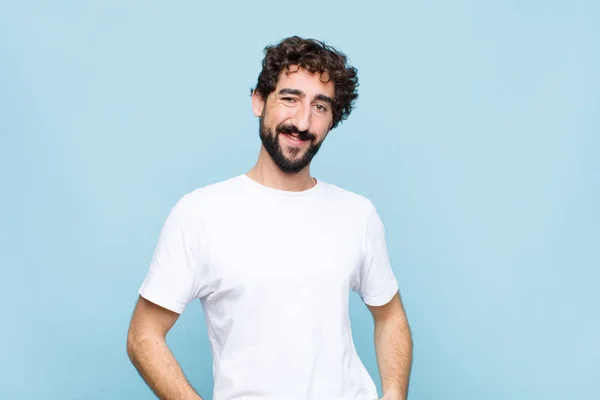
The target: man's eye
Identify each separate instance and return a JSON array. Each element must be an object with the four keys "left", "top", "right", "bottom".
[
  {"left": 281, "top": 97, "right": 297, "bottom": 103},
  {"left": 315, "top": 104, "right": 328, "bottom": 112}
]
